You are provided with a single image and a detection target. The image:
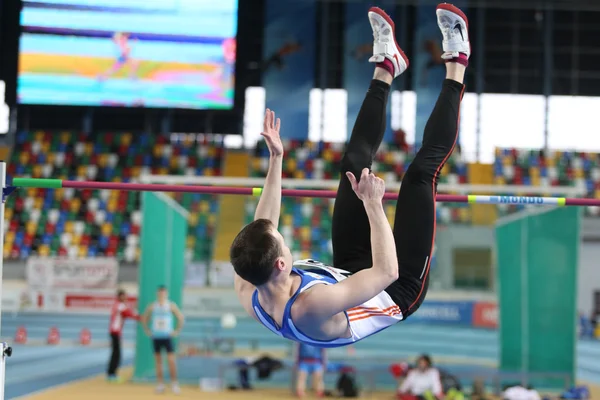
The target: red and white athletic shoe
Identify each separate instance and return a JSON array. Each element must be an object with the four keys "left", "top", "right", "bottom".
[
  {"left": 436, "top": 3, "right": 471, "bottom": 60},
  {"left": 367, "top": 7, "right": 409, "bottom": 78}
]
